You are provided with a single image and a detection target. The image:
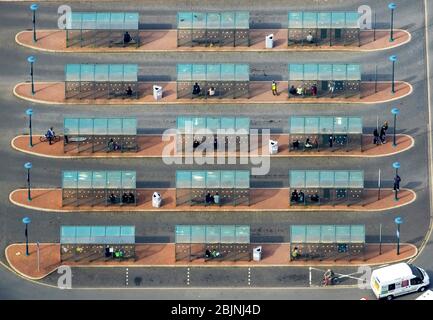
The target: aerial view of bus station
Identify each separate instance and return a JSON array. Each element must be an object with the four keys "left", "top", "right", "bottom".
[{"left": 1, "top": 0, "right": 433, "bottom": 303}]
